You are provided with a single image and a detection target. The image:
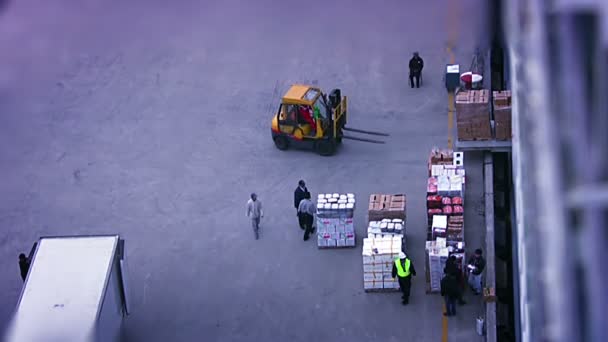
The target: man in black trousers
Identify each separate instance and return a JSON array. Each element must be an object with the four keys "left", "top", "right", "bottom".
[
  {"left": 297, "top": 192, "right": 316, "bottom": 241},
  {"left": 392, "top": 252, "right": 417, "bottom": 305},
  {"left": 409, "top": 52, "right": 424, "bottom": 88},
  {"left": 294, "top": 180, "right": 308, "bottom": 229},
  {"left": 445, "top": 255, "right": 466, "bottom": 305}
]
